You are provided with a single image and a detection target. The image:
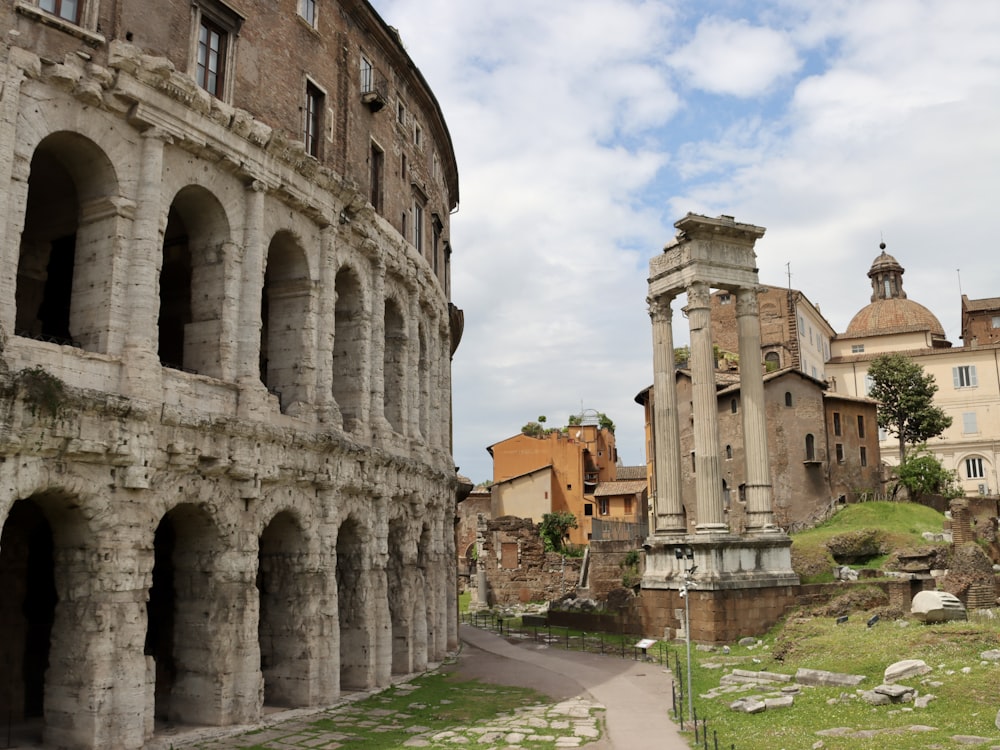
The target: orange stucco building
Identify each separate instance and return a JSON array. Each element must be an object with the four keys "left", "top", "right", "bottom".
[{"left": 487, "top": 423, "right": 618, "bottom": 546}]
